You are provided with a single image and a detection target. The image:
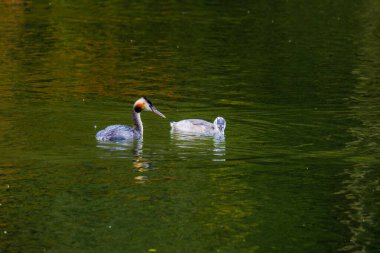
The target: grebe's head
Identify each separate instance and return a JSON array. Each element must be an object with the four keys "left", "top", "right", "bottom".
[
  {"left": 133, "top": 97, "right": 166, "bottom": 118},
  {"left": 213, "top": 117, "right": 226, "bottom": 133}
]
